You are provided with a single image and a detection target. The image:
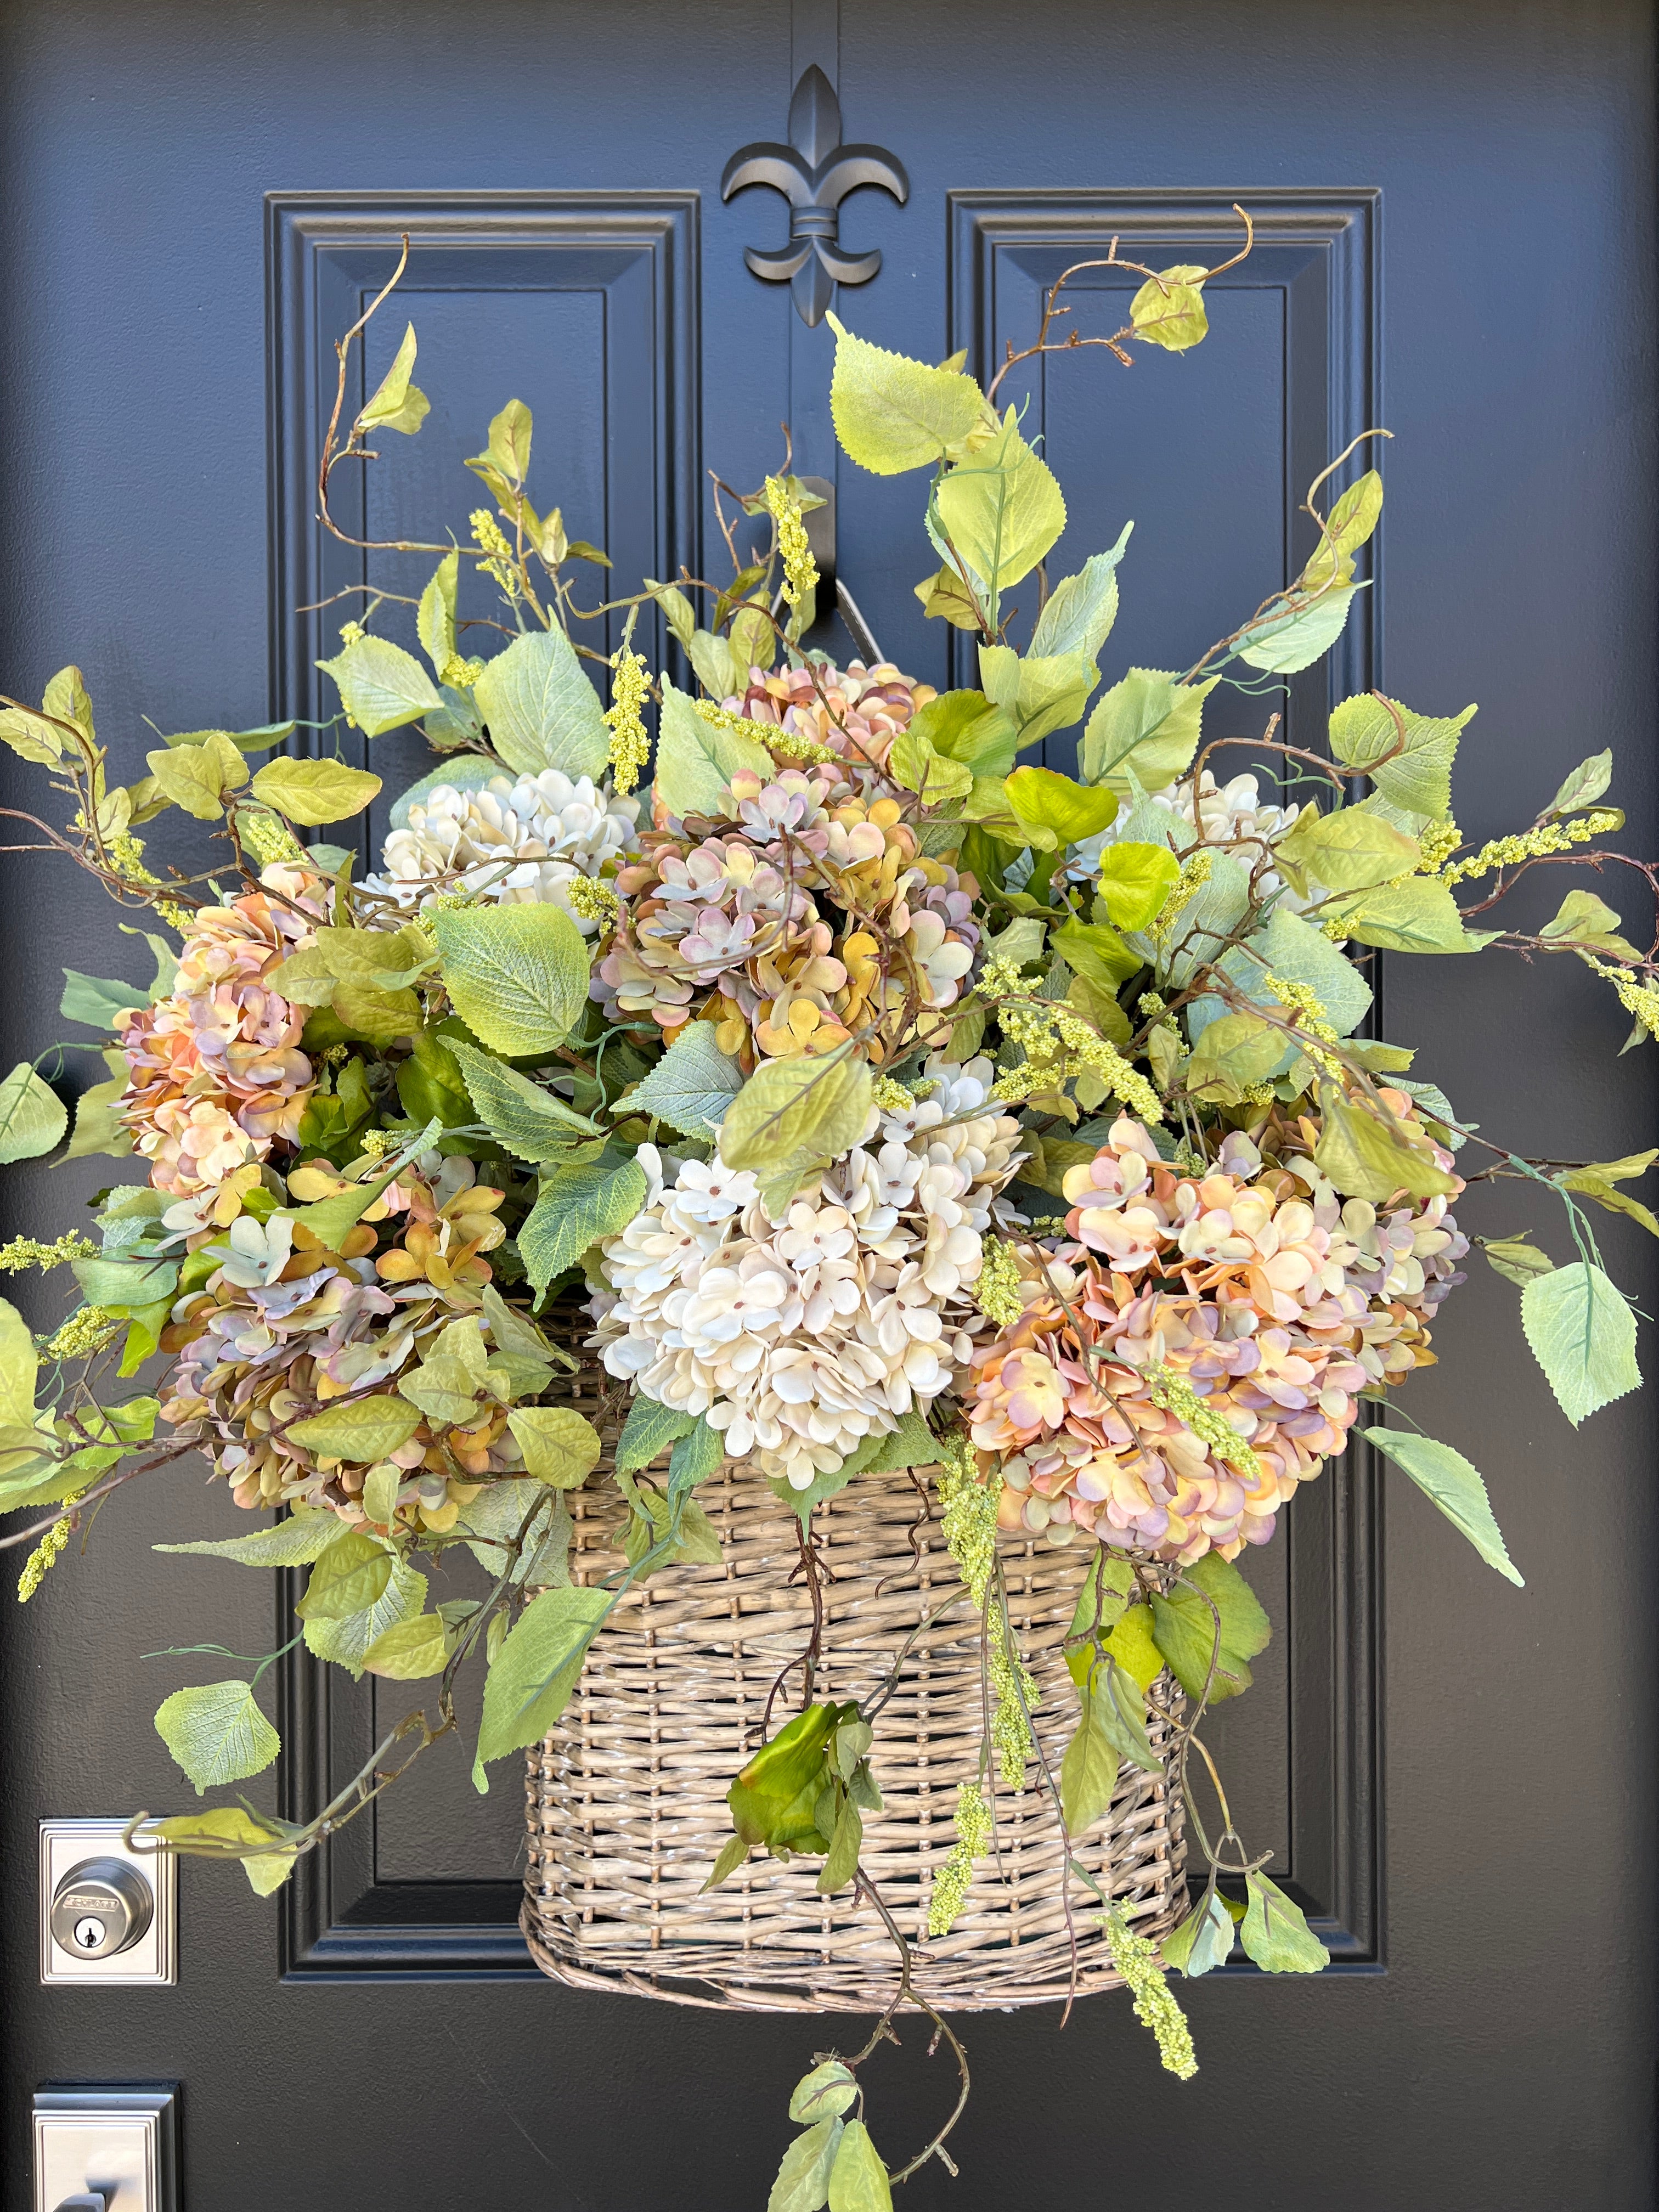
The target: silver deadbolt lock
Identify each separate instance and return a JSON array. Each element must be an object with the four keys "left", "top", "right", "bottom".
[{"left": 48, "top": 1861, "right": 152, "bottom": 1962}]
